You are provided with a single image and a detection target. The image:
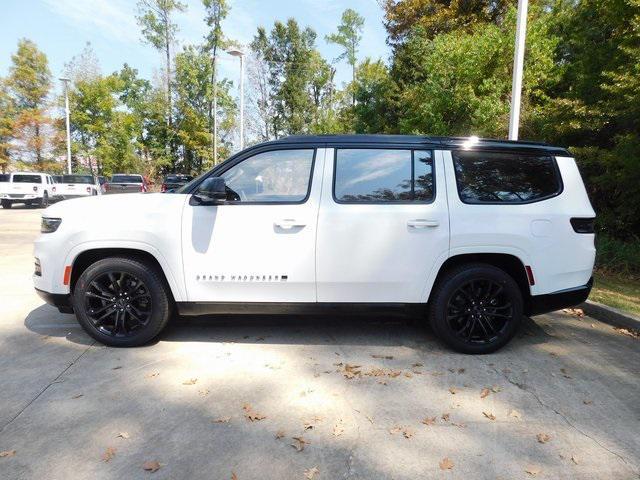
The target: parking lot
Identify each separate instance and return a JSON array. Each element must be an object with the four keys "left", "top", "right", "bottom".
[{"left": 0, "top": 206, "right": 638, "bottom": 479}]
